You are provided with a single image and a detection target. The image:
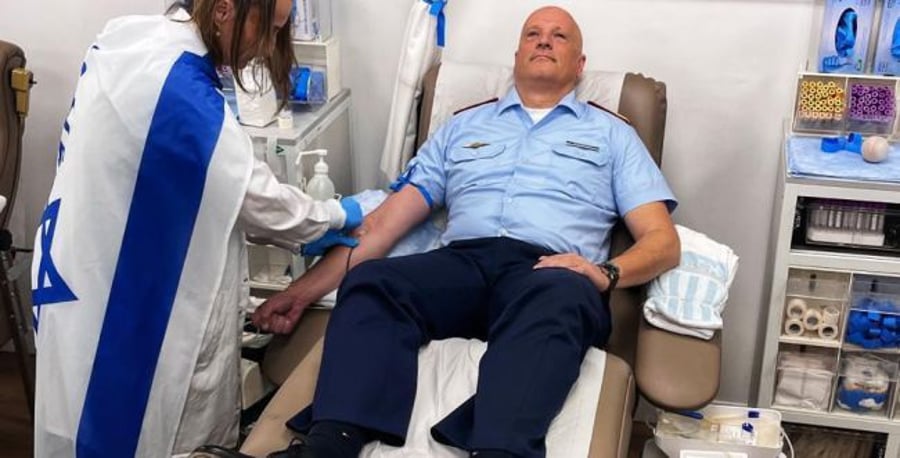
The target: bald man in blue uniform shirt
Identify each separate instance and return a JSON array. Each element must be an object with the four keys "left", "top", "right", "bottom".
[{"left": 254, "top": 6, "right": 680, "bottom": 458}]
